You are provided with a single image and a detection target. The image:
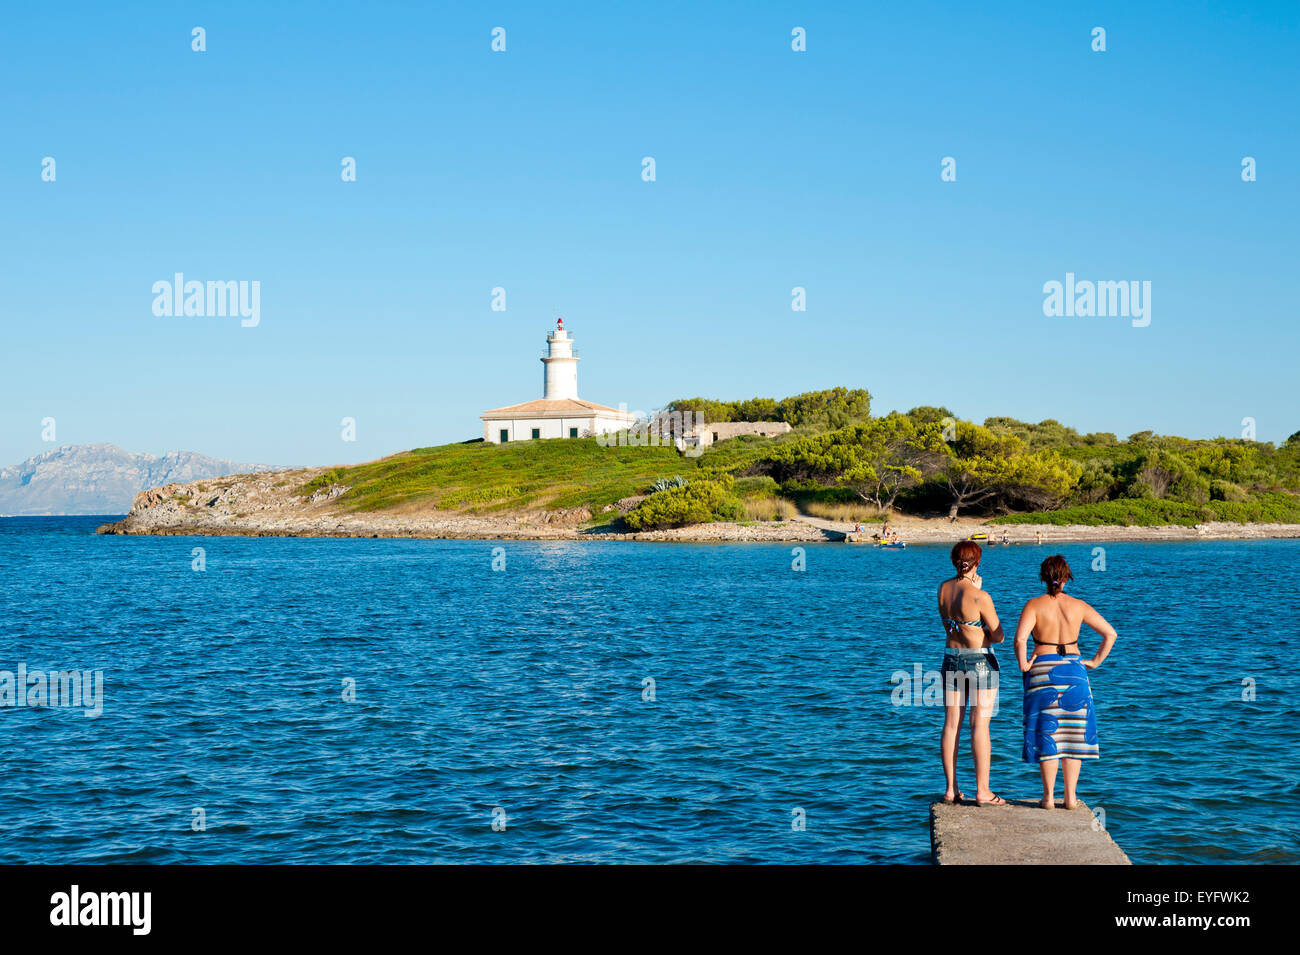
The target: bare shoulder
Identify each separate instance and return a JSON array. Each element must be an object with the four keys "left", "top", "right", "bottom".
[{"left": 1066, "top": 593, "right": 1093, "bottom": 614}]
